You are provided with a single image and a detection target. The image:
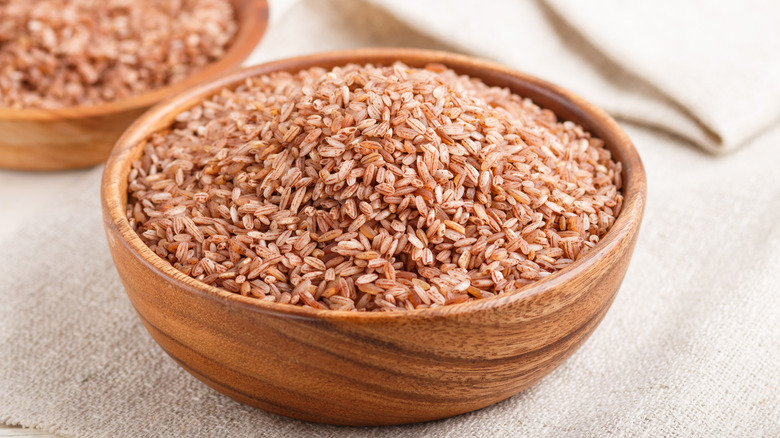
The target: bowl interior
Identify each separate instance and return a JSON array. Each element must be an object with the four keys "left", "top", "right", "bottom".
[{"left": 102, "top": 47, "right": 646, "bottom": 321}]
